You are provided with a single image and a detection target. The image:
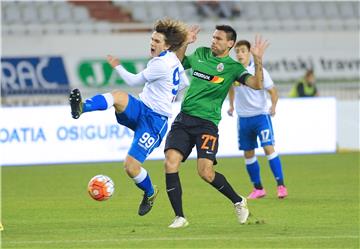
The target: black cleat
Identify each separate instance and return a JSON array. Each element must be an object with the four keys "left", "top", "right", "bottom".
[
  {"left": 69, "top": 89, "right": 83, "bottom": 119},
  {"left": 138, "top": 186, "right": 159, "bottom": 216}
]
